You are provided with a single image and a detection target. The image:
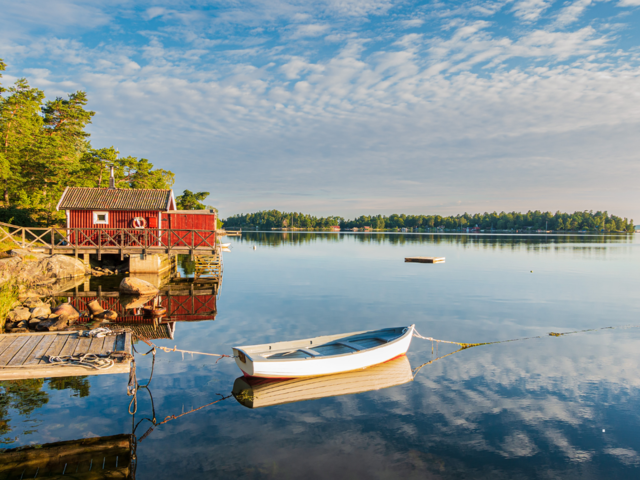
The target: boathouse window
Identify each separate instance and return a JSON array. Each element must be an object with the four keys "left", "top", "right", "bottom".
[{"left": 93, "top": 211, "right": 109, "bottom": 224}]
